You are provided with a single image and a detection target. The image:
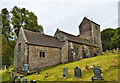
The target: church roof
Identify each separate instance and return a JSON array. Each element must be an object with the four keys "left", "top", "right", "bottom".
[
  {"left": 57, "top": 29, "right": 98, "bottom": 47},
  {"left": 79, "top": 17, "right": 100, "bottom": 28},
  {"left": 23, "top": 27, "right": 97, "bottom": 48},
  {"left": 23, "top": 29, "right": 62, "bottom": 48}
]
